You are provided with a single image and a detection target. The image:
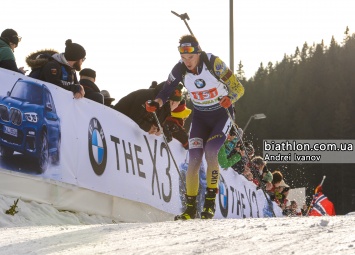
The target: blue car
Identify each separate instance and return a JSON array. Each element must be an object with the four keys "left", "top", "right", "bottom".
[{"left": 0, "top": 79, "right": 61, "bottom": 173}]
